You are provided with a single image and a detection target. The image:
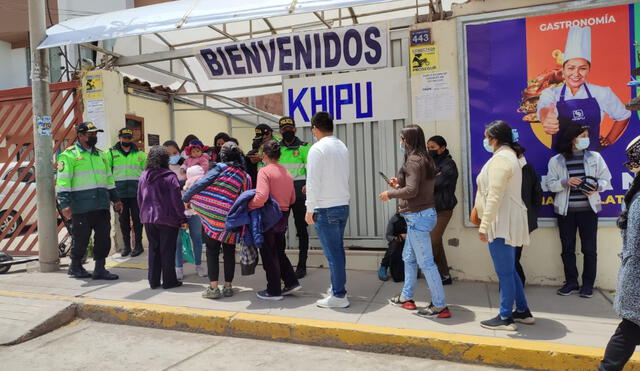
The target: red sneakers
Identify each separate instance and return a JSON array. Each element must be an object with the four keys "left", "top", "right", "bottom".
[
  {"left": 415, "top": 304, "right": 451, "bottom": 318},
  {"left": 388, "top": 295, "right": 417, "bottom": 310}
]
